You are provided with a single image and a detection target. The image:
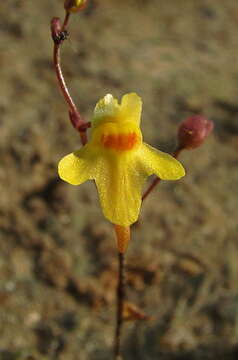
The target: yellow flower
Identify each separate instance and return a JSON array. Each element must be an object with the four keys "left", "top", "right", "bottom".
[
  {"left": 58, "top": 93, "right": 185, "bottom": 226},
  {"left": 64, "top": 0, "right": 87, "bottom": 13}
]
